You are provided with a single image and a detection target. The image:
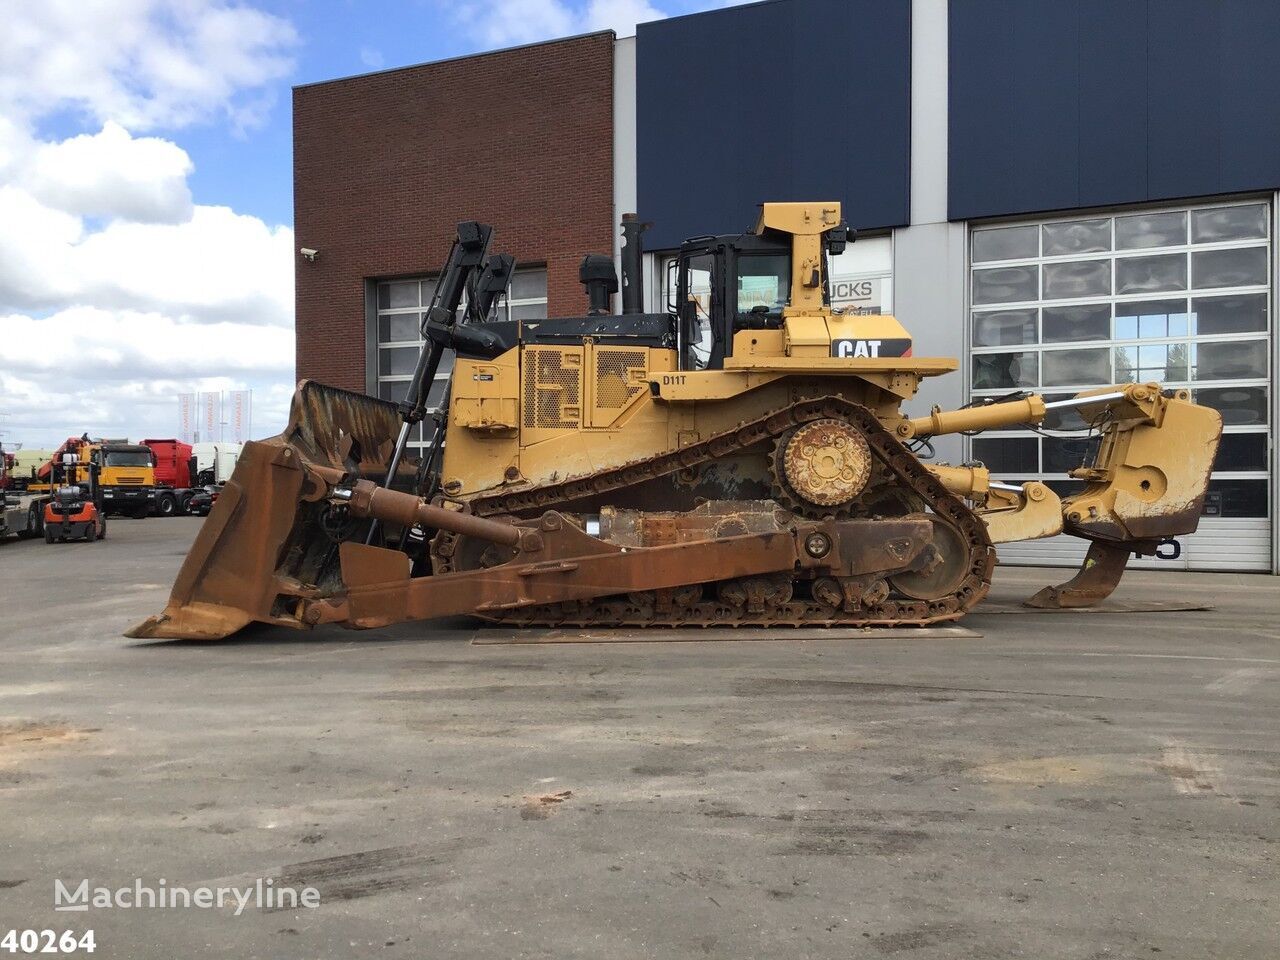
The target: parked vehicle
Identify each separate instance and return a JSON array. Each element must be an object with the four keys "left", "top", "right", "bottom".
[
  {"left": 7, "top": 448, "right": 53, "bottom": 492},
  {"left": 186, "top": 484, "right": 222, "bottom": 517},
  {"left": 26, "top": 436, "right": 156, "bottom": 518},
  {"left": 130, "top": 203, "right": 1222, "bottom": 641},
  {"left": 42, "top": 455, "right": 106, "bottom": 543},
  {"left": 192, "top": 442, "right": 242, "bottom": 486},
  {"left": 141, "top": 439, "right": 198, "bottom": 517},
  {"left": 0, "top": 442, "right": 46, "bottom": 539}
]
